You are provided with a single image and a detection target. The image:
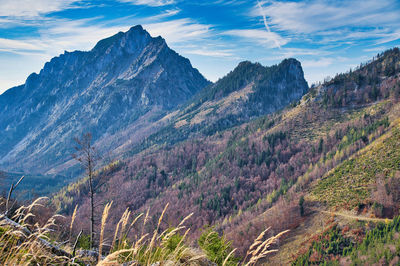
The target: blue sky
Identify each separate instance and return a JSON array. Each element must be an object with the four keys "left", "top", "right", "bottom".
[{"left": 1, "top": 0, "right": 400, "bottom": 94}]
